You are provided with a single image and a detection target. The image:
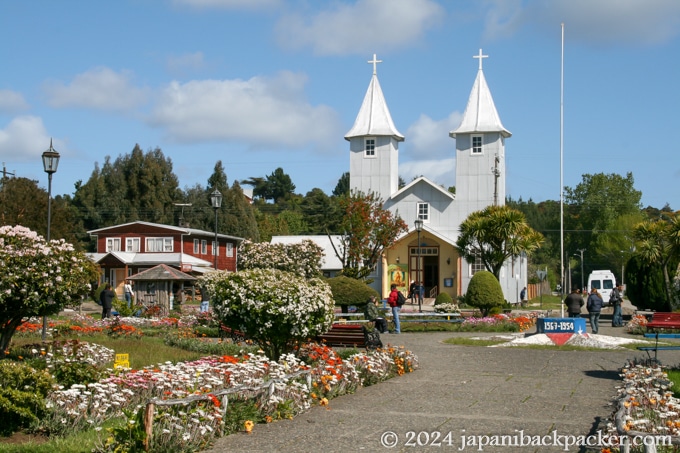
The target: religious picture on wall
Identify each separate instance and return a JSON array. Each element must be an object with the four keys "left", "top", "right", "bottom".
[{"left": 388, "top": 264, "right": 408, "bottom": 292}]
